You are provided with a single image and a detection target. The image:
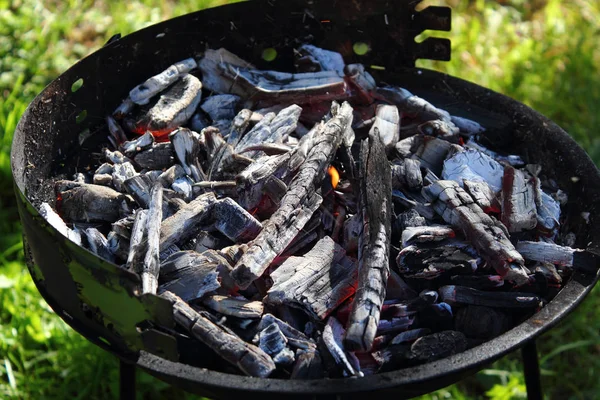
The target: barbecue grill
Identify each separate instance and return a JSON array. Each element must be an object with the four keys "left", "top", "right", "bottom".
[{"left": 11, "top": 0, "right": 600, "bottom": 399}]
